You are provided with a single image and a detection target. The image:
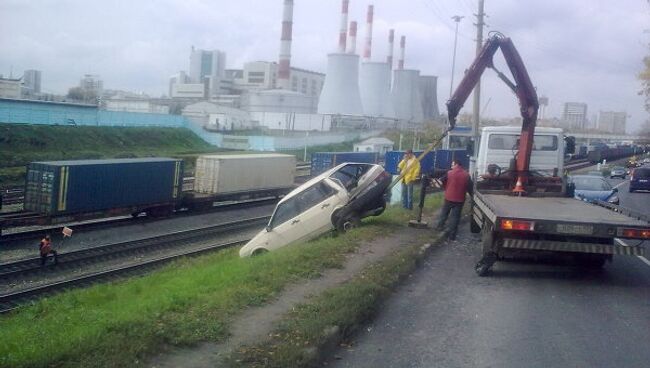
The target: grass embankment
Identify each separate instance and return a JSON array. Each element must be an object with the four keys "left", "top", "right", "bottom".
[
  {"left": 229, "top": 194, "right": 445, "bottom": 367},
  {"left": 0, "top": 124, "right": 220, "bottom": 187},
  {"left": 0, "top": 193, "right": 443, "bottom": 368}
]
